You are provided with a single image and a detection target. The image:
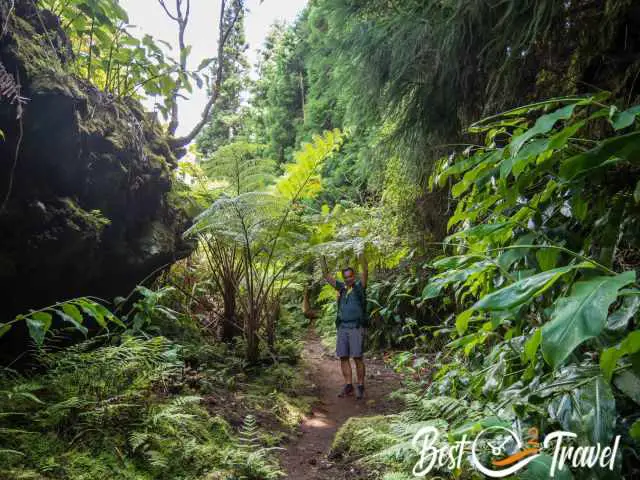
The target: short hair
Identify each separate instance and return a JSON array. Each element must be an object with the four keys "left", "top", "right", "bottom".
[{"left": 342, "top": 267, "right": 355, "bottom": 277}]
